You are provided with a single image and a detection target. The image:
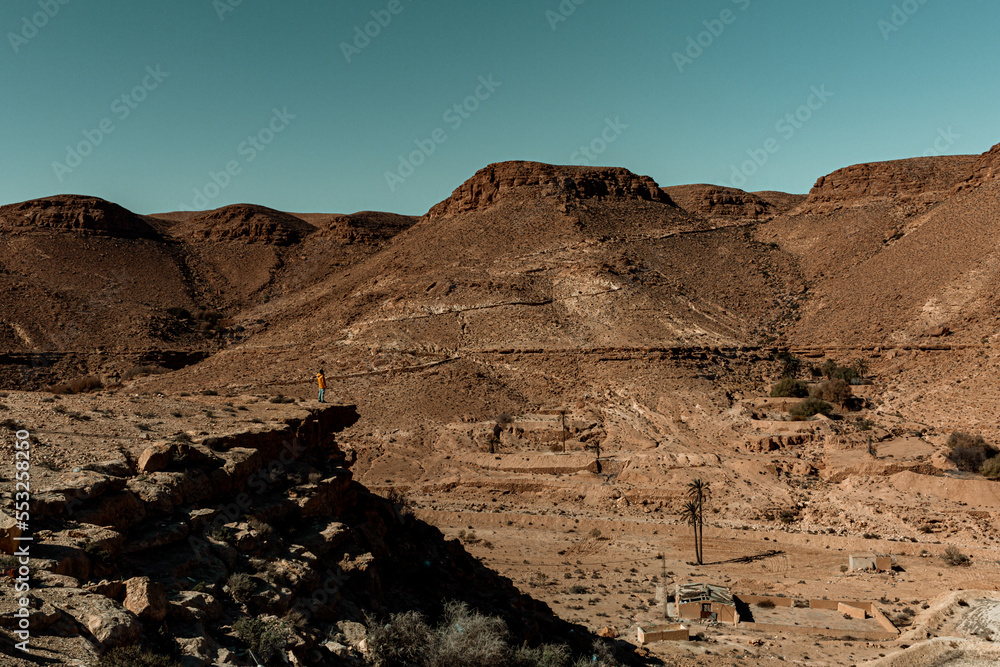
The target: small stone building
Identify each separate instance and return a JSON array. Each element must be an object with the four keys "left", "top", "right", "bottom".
[
  {"left": 675, "top": 583, "right": 739, "bottom": 624},
  {"left": 849, "top": 554, "right": 892, "bottom": 572}
]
